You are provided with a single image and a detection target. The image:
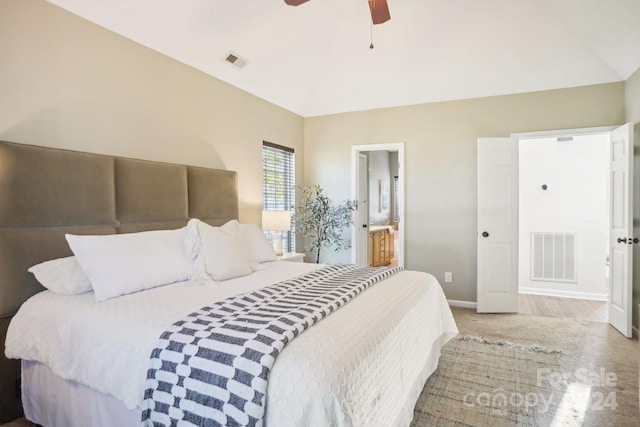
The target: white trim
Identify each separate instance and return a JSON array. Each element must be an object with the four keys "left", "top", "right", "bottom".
[
  {"left": 519, "top": 287, "right": 608, "bottom": 301},
  {"left": 512, "top": 125, "right": 616, "bottom": 140},
  {"left": 351, "top": 143, "right": 405, "bottom": 268},
  {"left": 447, "top": 299, "right": 478, "bottom": 309}
]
